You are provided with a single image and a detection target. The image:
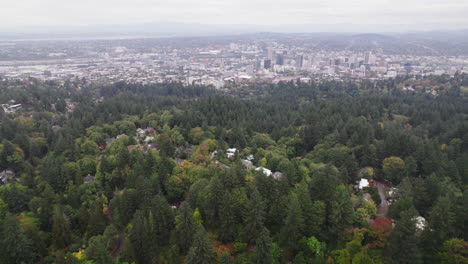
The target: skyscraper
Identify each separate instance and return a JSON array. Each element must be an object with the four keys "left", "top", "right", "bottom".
[
  {"left": 365, "top": 51, "right": 375, "bottom": 64},
  {"left": 296, "top": 55, "right": 304, "bottom": 67},
  {"left": 276, "top": 54, "right": 284, "bottom": 65},
  {"left": 365, "top": 52, "right": 370, "bottom": 64},
  {"left": 267, "top": 47, "right": 275, "bottom": 60}
]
